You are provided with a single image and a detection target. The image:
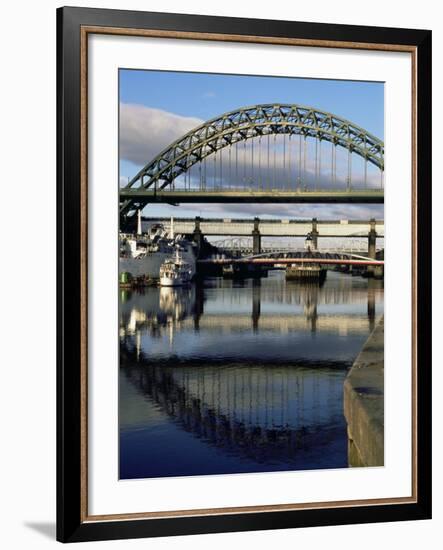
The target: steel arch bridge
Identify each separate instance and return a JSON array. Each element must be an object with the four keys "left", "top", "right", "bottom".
[{"left": 120, "top": 103, "right": 384, "bottom": 220}]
